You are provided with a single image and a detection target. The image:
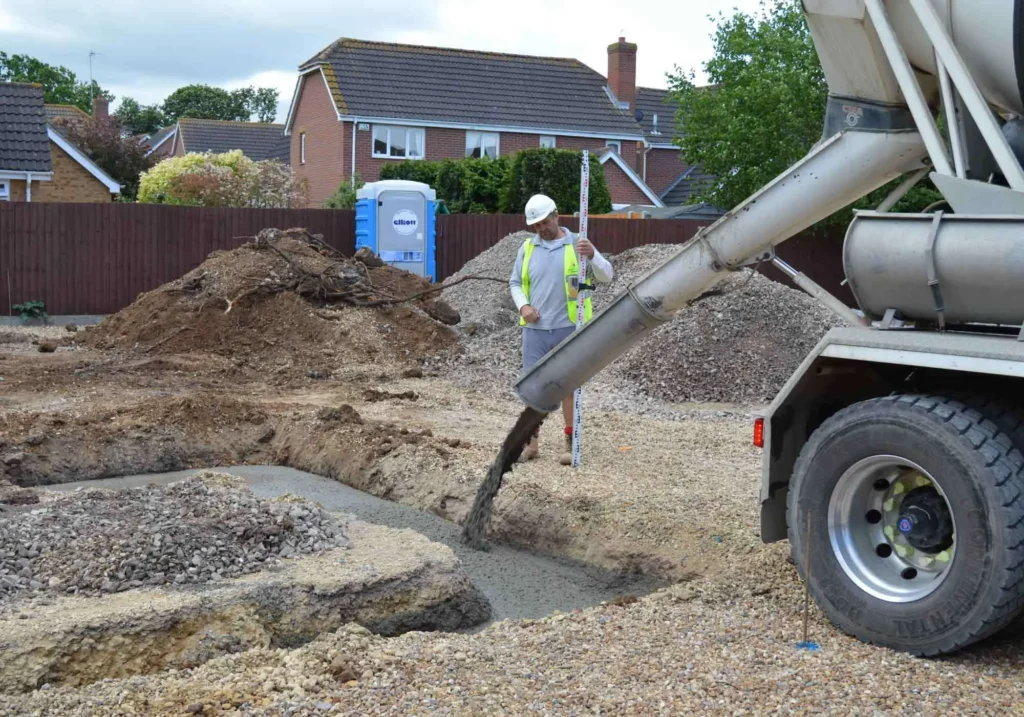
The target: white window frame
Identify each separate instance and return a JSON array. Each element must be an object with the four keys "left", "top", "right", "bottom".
[
  {"left": 465, "top": 131, "right": 499, "bottom": 159},
  {"left": 539, "top": 135, "right": 556, "bottom": 149},
  {"left": 372, "top": 124, "right": 425, "bottom": 160},
  {"left": 0, "top": 180, "right": 9, "bottom": 201},
  {"left": 606, "top": 140, "right": 621, "bottom": 154},
  {"left": 300, "top": 132, "right": 306, "bottom": 164}
]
